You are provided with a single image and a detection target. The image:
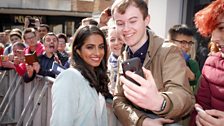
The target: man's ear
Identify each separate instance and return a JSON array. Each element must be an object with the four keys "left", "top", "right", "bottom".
[{"left": 144, "top": 15, "right": 150, "bottom": 26}]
